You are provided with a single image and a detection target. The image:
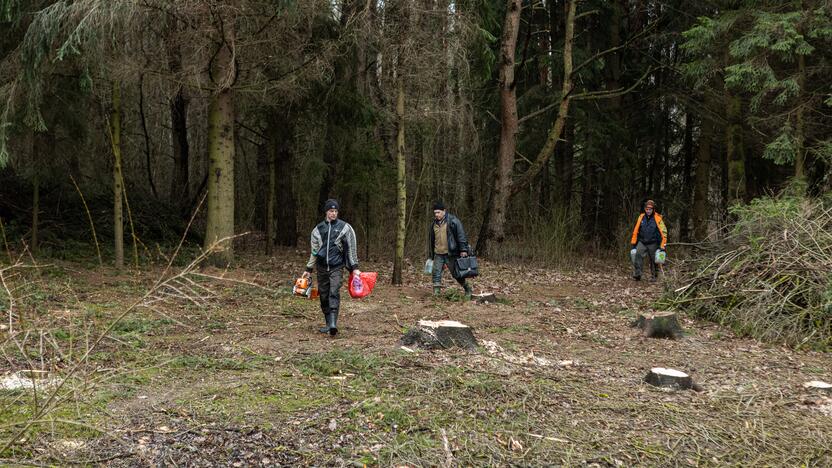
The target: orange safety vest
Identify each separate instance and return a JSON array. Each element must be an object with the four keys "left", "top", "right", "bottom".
[{"left": 631, "top": 212, "right": 667, "bottom": 249}]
